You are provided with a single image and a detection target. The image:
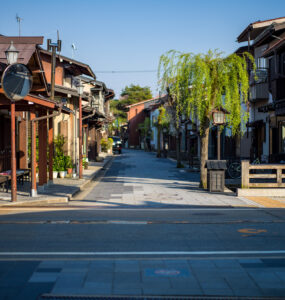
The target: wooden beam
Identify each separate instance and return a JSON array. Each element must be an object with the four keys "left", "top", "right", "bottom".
[
  {"left": 249, "top": 164, "right": 285, "bottom": 170},
  {"left": 249, "top": 174, "right": 276, "bottom": 179},
  {"left": 249, "top": 183, "right": 285, "bottom": 188}
]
